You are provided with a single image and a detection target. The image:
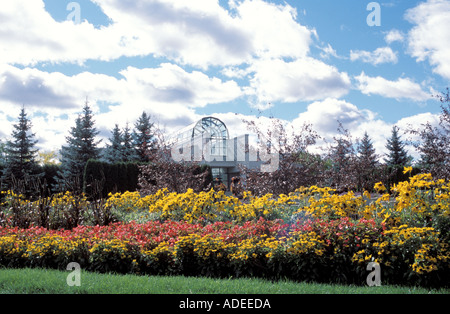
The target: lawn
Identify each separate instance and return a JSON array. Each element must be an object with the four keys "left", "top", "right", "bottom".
[{"left": 0, "top": 268, "right": 447, "bottom": 294}]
